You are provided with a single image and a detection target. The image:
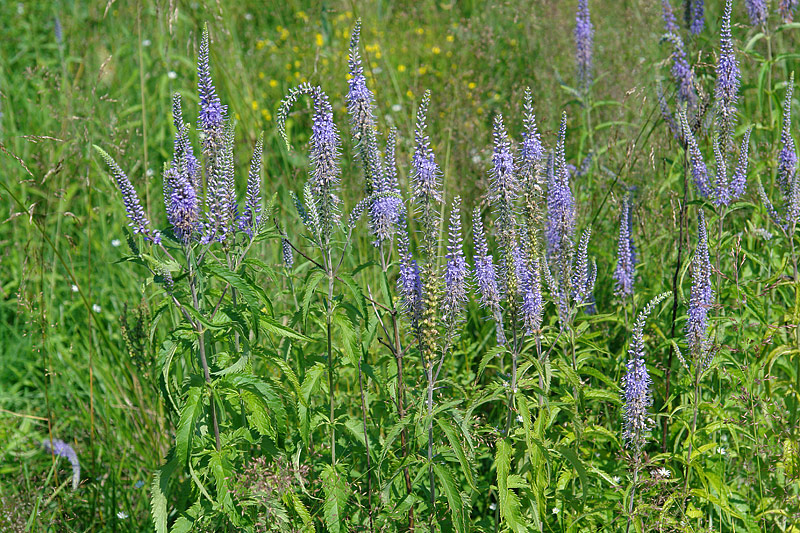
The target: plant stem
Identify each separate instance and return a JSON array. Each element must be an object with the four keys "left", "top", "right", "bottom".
[
  {"left": 663, "top": 147, "right": 689, "bottom": 452},
  {"left": 187, "top": 246, "right": 221, "bottom": 452},
  {"left": 683, "top": 363, "right": 701, "bottom": 492},
  {"left": 427, "top": 364, "right": 435, "bottom": 526},
  {"left": 357, "top": 354, "right": 374, "bottom": 532},
  {"left": 625, "top": 454, "right": 640, "bottom": 533},
  {"left": 327, "top": 260, "right": 336, "bottom": 467}
]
